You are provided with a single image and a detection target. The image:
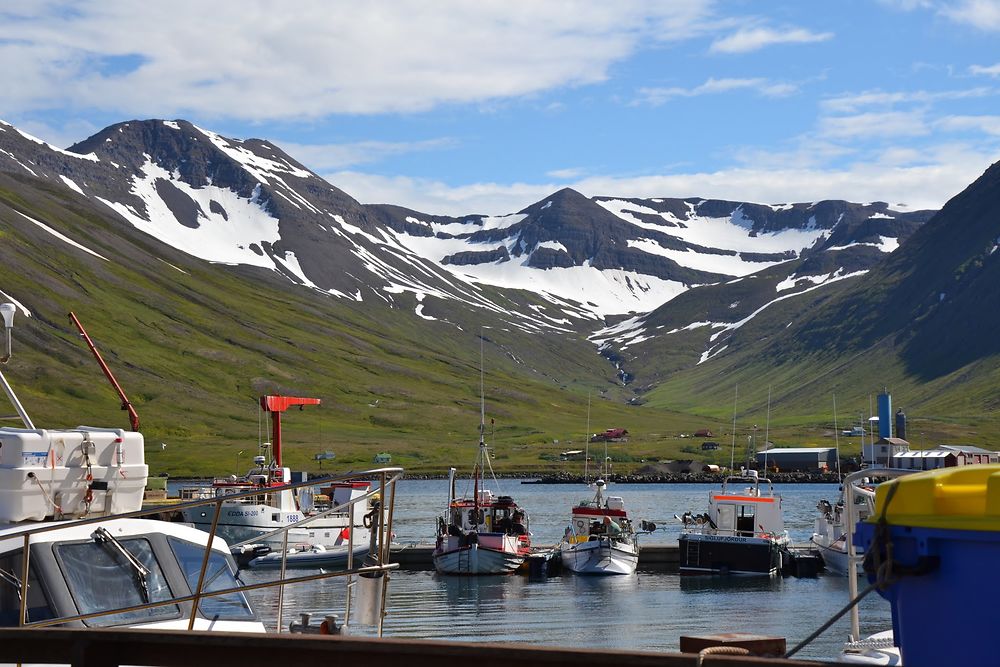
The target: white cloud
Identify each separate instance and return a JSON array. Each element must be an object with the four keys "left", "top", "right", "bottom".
[
  {"left": 821, "top": 87, "right": 993, "bottom": 113},
  {"left": 882, "top": 0, "right": 1000, "bottom": 30},
  {"left": 274, "top": 138, "right": 456, "bottom": 170},
  {"left": 819, "top": 111, "right": 930, "bottom": 139},
  {"left": 0, "top": 1, "right": 715, "bottom": 120},
  {"left": 936, "top": 114, "right": 1000, "bottom": 135},
  {"left": 323, "top": 170, "right": 557, "bottom": 216},
  {"left": 635, "top": 77, "right": 797, "bottom": 106},
  {"left": 709, "top": 26, "right": 833, "bottom": 54},
  {"left": 970, "top": 62, "right": 1000, "bottom": 76},
  {"left": 939, "top": 0, "right": 1000, "bottom": 30},
  {"left": 325, "top": 141, "right": 999, "bottom": 216},
  {"left": 547, "top": 167, "right": 587, "bottom": 179}
]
